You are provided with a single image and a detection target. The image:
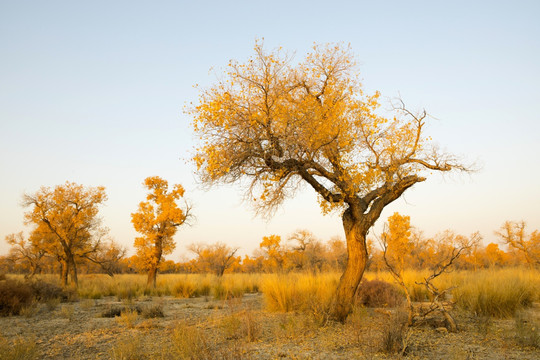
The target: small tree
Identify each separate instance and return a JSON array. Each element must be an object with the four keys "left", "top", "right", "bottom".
[
  {"left": 496, "top": 221, "right": 539, "bottom": 268},
  {"left": 23, "top": 182, "right": 108, "bottom": 286},
  {"left": 190, "top": 42, "right": 469, "bottom": 320},
  {"left": 132, "top": 176, "right": 191, "bottom": 288},
  {"left": 5, "top": 232, "right": 46, "bottom": 279},
  {"left": 379, "top": 212, "right": 415, "bottom": 324},
  {"left": 188, "top": 242, "right": 239, "bottom": 276}
]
